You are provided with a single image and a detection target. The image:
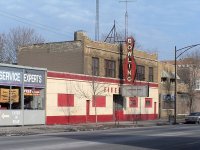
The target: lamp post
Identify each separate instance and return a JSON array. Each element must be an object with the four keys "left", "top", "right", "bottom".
[{"left": 174, "top": 44, "right": 200, "bottom": 124}]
